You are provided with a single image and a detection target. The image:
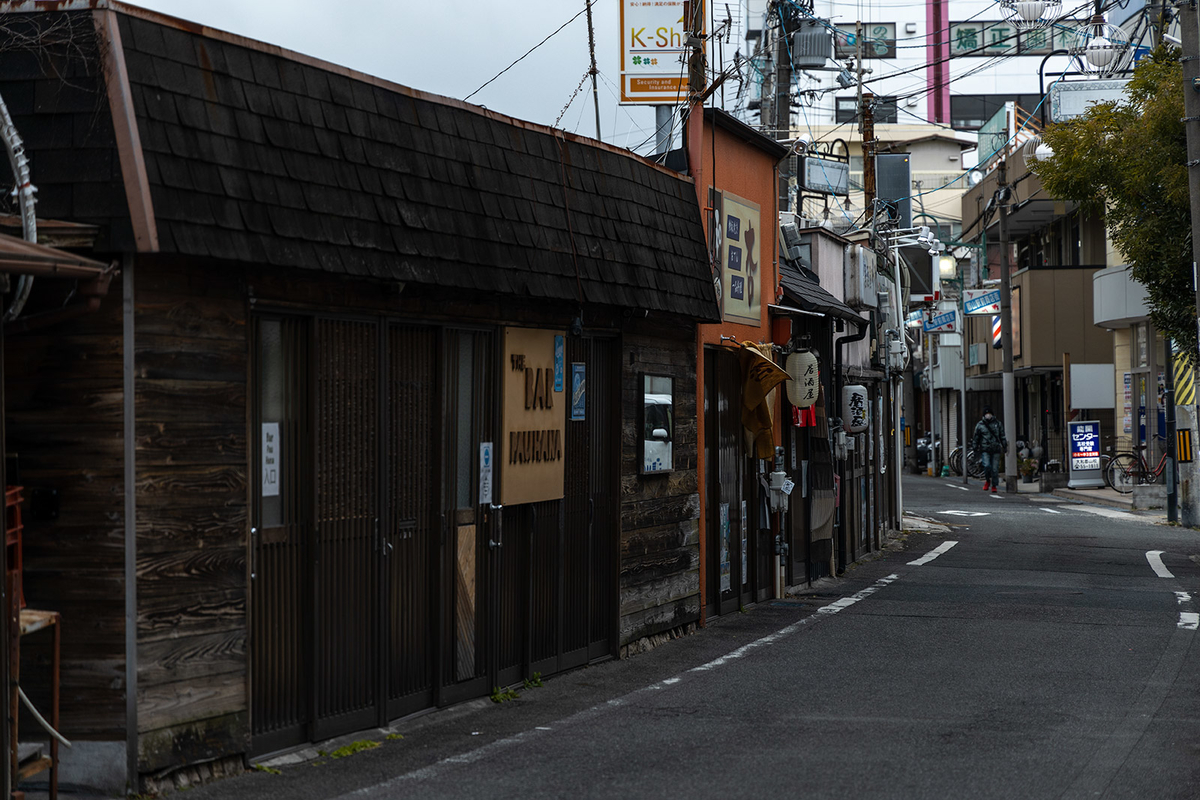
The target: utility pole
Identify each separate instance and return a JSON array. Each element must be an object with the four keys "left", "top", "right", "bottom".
[
  {"left": 773, "top": 2, "right": 793, "bottom": 211},
  {"left": 998, "top": 159, "right": 1018, "bottom": 492},
  {"left": 1166, "top": 338, "right": 1178, "bottom": 522},
  {"left": 1183, "top": 0, "right": 1200, "bottom": 371},
  {"left": 585, "top": 0, "right": 602, "bottom": 141}
]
